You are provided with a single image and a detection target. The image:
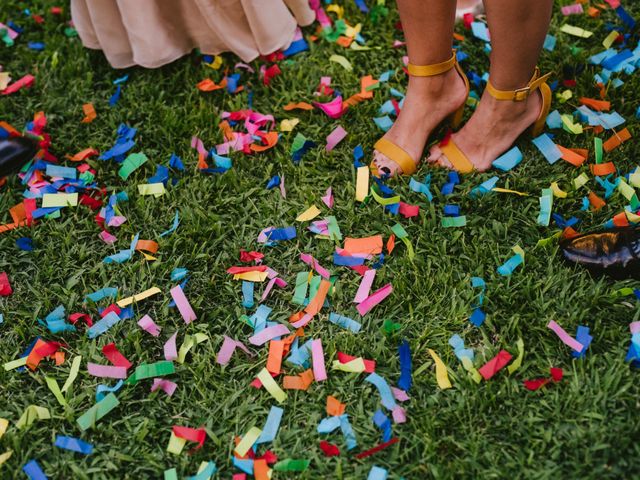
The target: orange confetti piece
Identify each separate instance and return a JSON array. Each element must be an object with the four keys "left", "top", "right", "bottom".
[
  {"left": 587, "top": 6, "right": 601, "bottom": 16},
  {"left": 67, "top": 147, "right": 99, "bottom": 162},
  {"left": 26, "top": 339, "right": 47, "bottom": 371},
  {"left": 266, "top": 340, "right": 285, "bottom": 375},
  {"left": 453, "top": 32, "right": 465, "bottom": 41},
  {"left": 588, "top": 191, "right": 606, "bottom": 210},
  {"left": 283, "top": 102, "right": 314, "bottom": 111},
  {"left": 613, "top": 211, "right": 630, "bottom": 227},
  {"left": 358, "top": 75, "right": 378, "bottom": 100},
  {"left": 135, "top": 239, "right": 159, "bottom": 254},
  {"left": 557, "top": 145, "right": 586, "bottom": 167},
  {"left": 336, "top": 36, "right": 353, "bottom": 48},
  {"left": 283, "top": 369, "right": 314, "bottom": 390},
  {"left": 343, "top": 235, "right": 383, "bottom": 255},
  {"left": 9, "top": 202, "right": 27, "bottom": 224},
  {"left": 305, "top": 280, "right": 331, "bottom": 316},
  {"left": 326, "top": 396, "right": 346, "bottom": 416},
  {"left": 579, "top": 97, "right": 610, "bottom": 111},
  {"left": 81, "top": 103, "right": 96, "bottom": 123},
  {"left": 0, "top": 121, "right": 20, "bottom": 136},
  {"left": 218, "top": 120, "right": 235, "bottom": 141},
  {"left": 386, "top": 234, "right": 396, "bottom": 254},
  {"left": 590, "top": 161, "right": 616, "bottom": 176},
  {"left": 54, "top": 351, "right": 65, "bottom": 366},
  {"left": 562, "top": 227, "right": 581, "bottom": 240},
  {"left": 197, "top": 78, "right": 226, "bottom": 92},
  {"left": 254, "top": 459, "right": 269, "bottom": 480},
  {"left": 603, "top": 128, "right": 631, "bottom": 152},
  {"left": 250, "top": 131, "right": 278, "bottom": 153}
]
